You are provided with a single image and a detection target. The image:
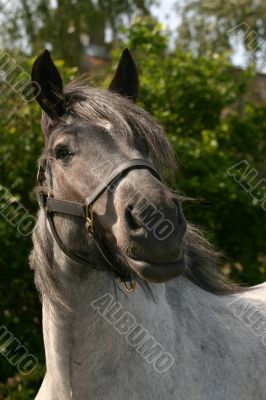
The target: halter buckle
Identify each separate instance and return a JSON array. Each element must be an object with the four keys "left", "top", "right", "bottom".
[
  {"left": 86, "top": 204, "right": 94, "bottom": 234},
  {"left": 123, "top": 280, "right": 136, "bottom": 293}
]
